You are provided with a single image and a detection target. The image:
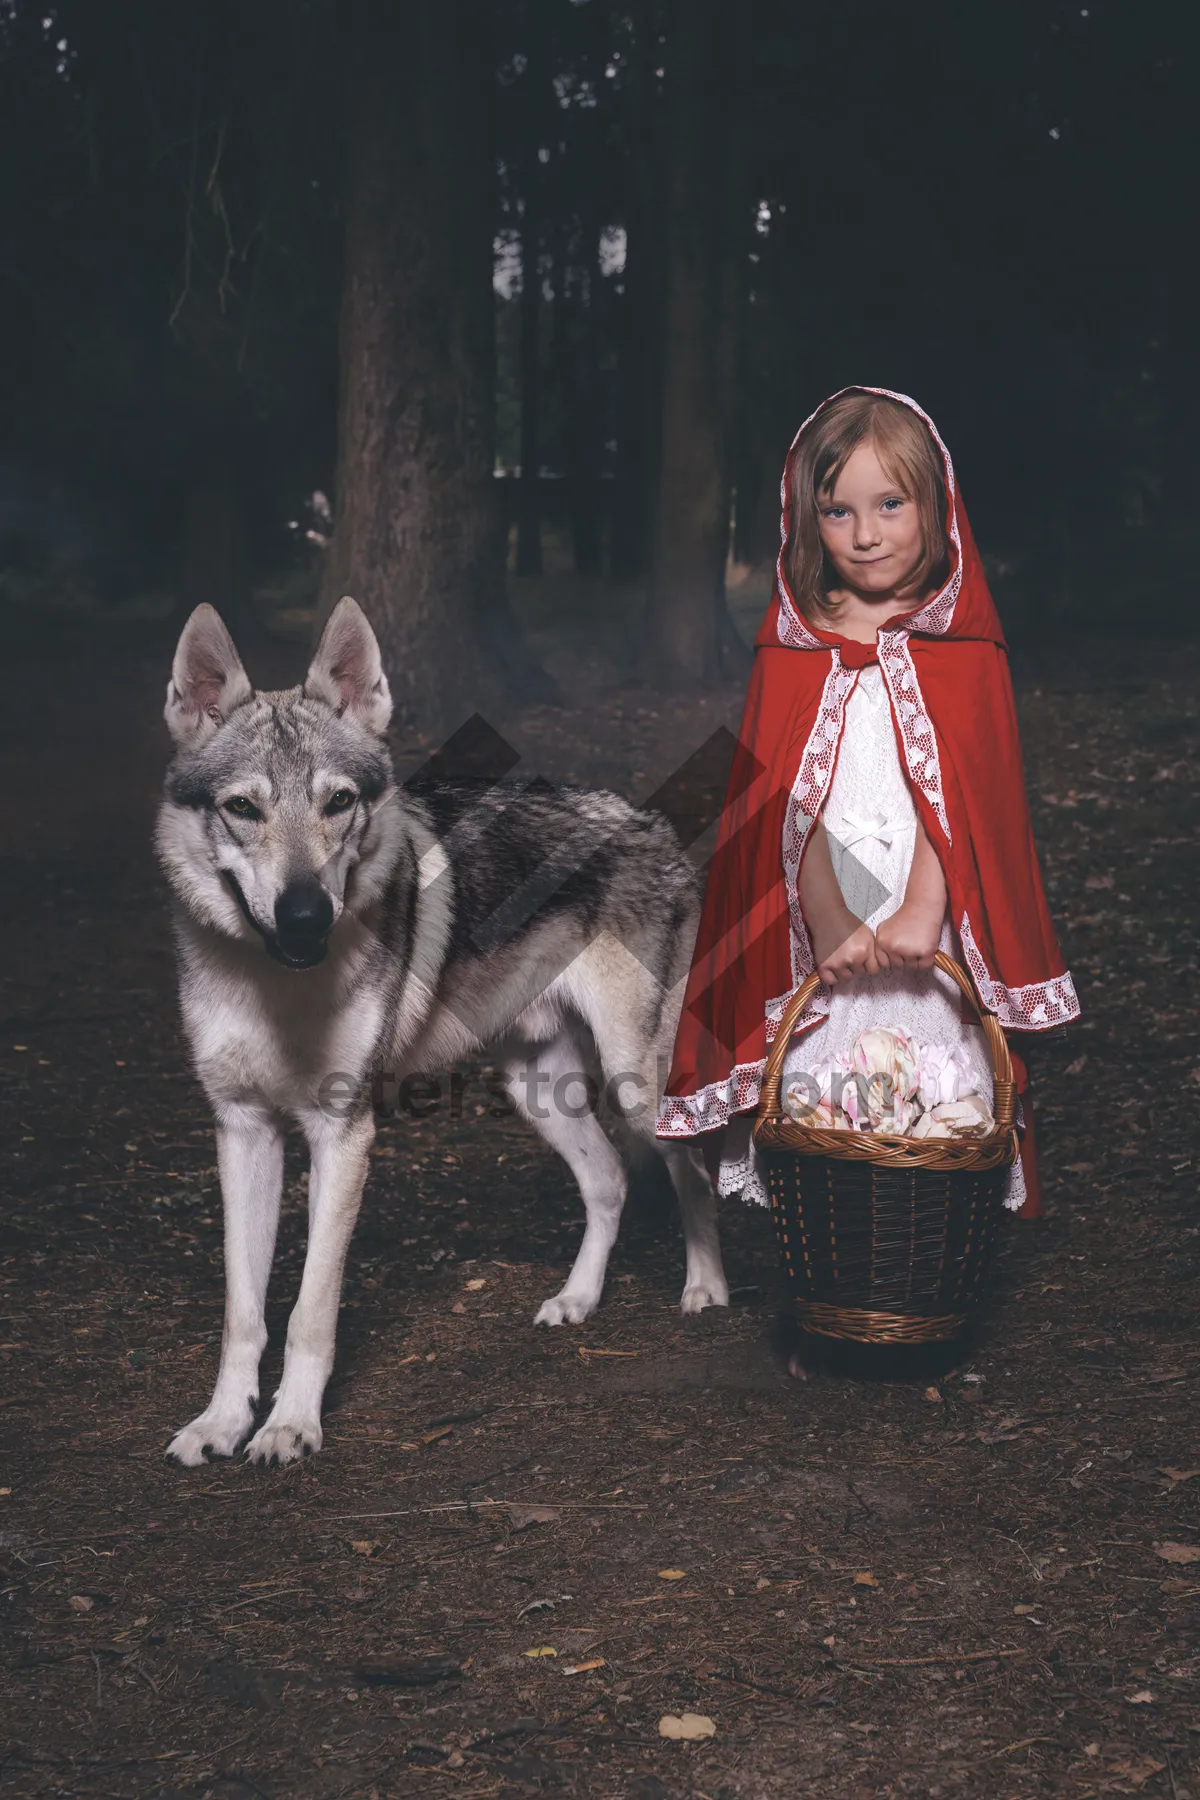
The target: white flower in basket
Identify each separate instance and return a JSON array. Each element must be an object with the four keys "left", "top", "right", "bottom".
[
  {"left": 782, "top": 1075, "right": 846, "bottom": 1129},
  {"left": 932, "top": 1094, "right": 995, "bottom": 1136},
  {"left": 786, "top": 1051, "right": 872, "bottom": 1130},
  {"left": 829, "top": 1050, "right": 863, "bottom": 1128},
  {"left": 916, "top": 1040, "right": 974, "bottom": 1111},
  {"left": 851, "top": 1026, "right": 920, "bottom": 1134},
  {"left": 782, "top": 1086, "right": 842, "bottom": 1127}
]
